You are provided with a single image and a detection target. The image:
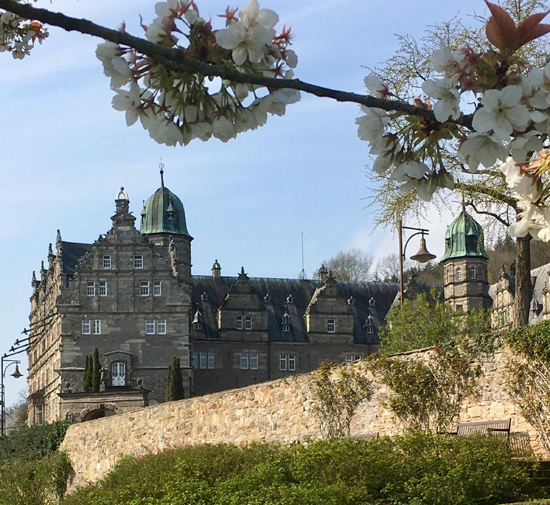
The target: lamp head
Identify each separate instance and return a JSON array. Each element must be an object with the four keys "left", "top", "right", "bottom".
[
  {"left": 410, "top": 236, "right": 436, "bottom": 264},
  {"left": 11, "top": 365, "right": 23, "bottom": 379}
]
